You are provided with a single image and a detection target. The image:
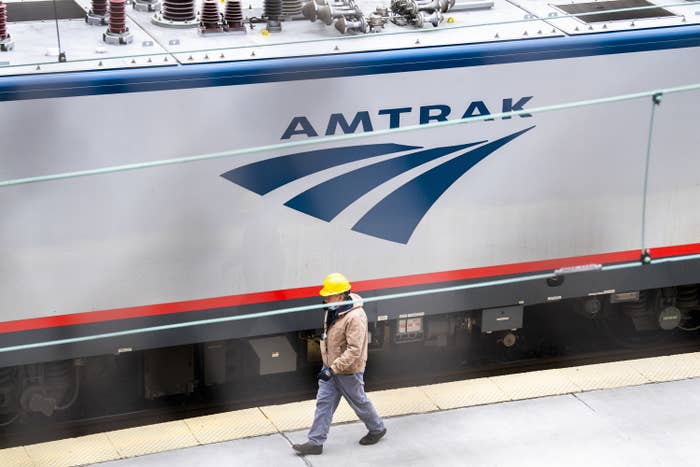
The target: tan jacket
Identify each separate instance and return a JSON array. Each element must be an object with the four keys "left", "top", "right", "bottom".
[{"left": 320, "top": 293, "right": 369, "bottom": 375}]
